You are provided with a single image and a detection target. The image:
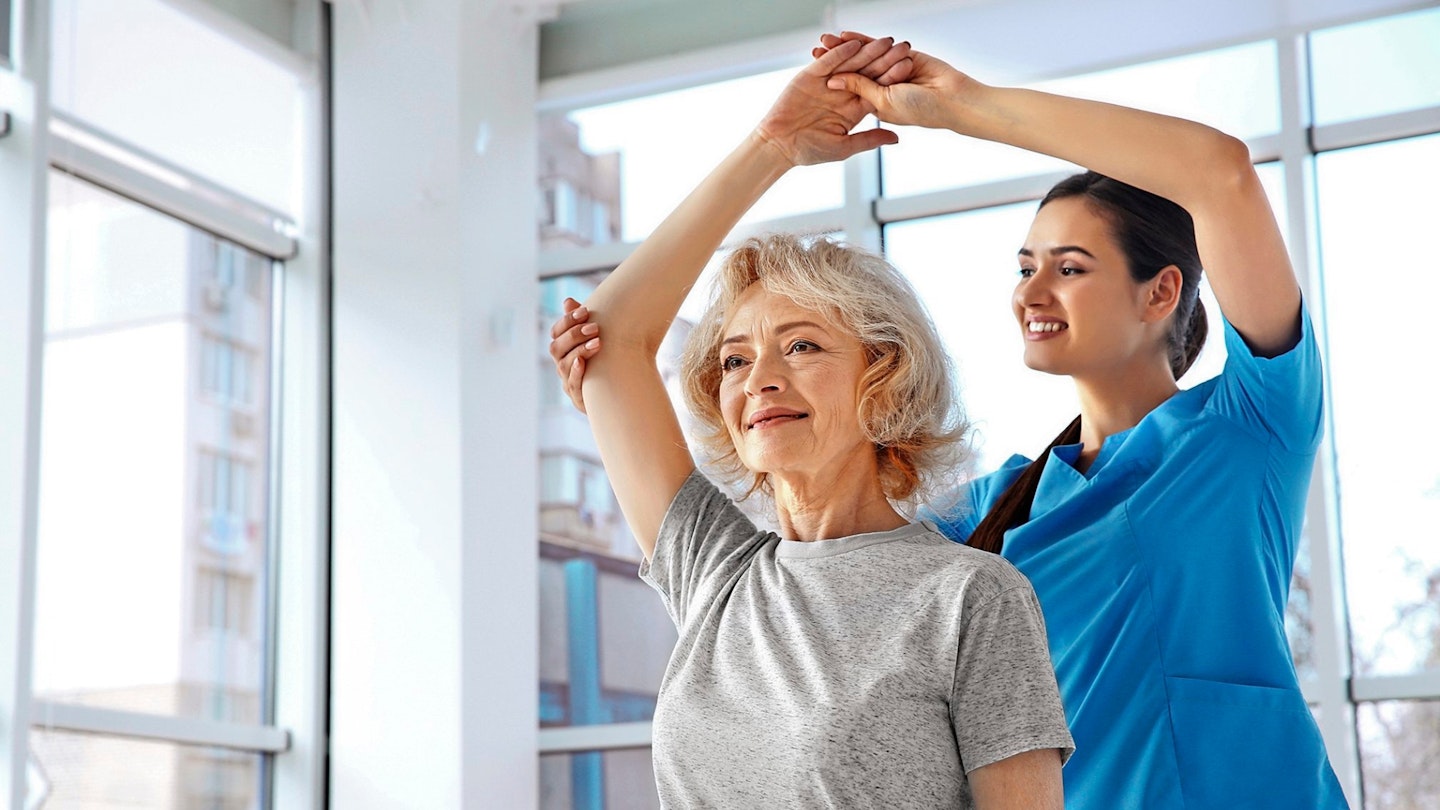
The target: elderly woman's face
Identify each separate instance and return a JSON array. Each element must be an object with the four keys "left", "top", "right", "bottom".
[{"left": 717, "top": 285, "right": 873, "bottom": 484}]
